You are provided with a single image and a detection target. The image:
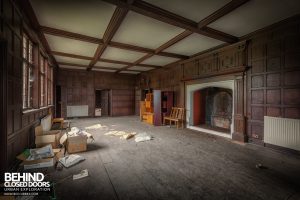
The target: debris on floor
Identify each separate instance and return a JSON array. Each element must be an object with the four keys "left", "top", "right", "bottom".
[
  {"left": 27, "top": 144, "right": 54, "bottom": 160},
  {"left": 17, "top": 144, "right": 65, "bottom": 170},
  {"left": 85, "top": 124, "right": 106, "bottom": 130},
  {"left": 135, "top": 132, "right": 153, "bottom": 143},
  {"left": 73, "top": 169, "right": 89, "bottom": 180},
  {"left": 67, "top": 127, "right": 94, "bottom": 140},
  {"left": 59, "top": 154, "right": 85, "bottom": 168},
  {"left": 120, "top": 132, "right": 136, "bottom": 140},
  {"left": 105, "top": 130, "right": 136, "bottom": 140}
]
